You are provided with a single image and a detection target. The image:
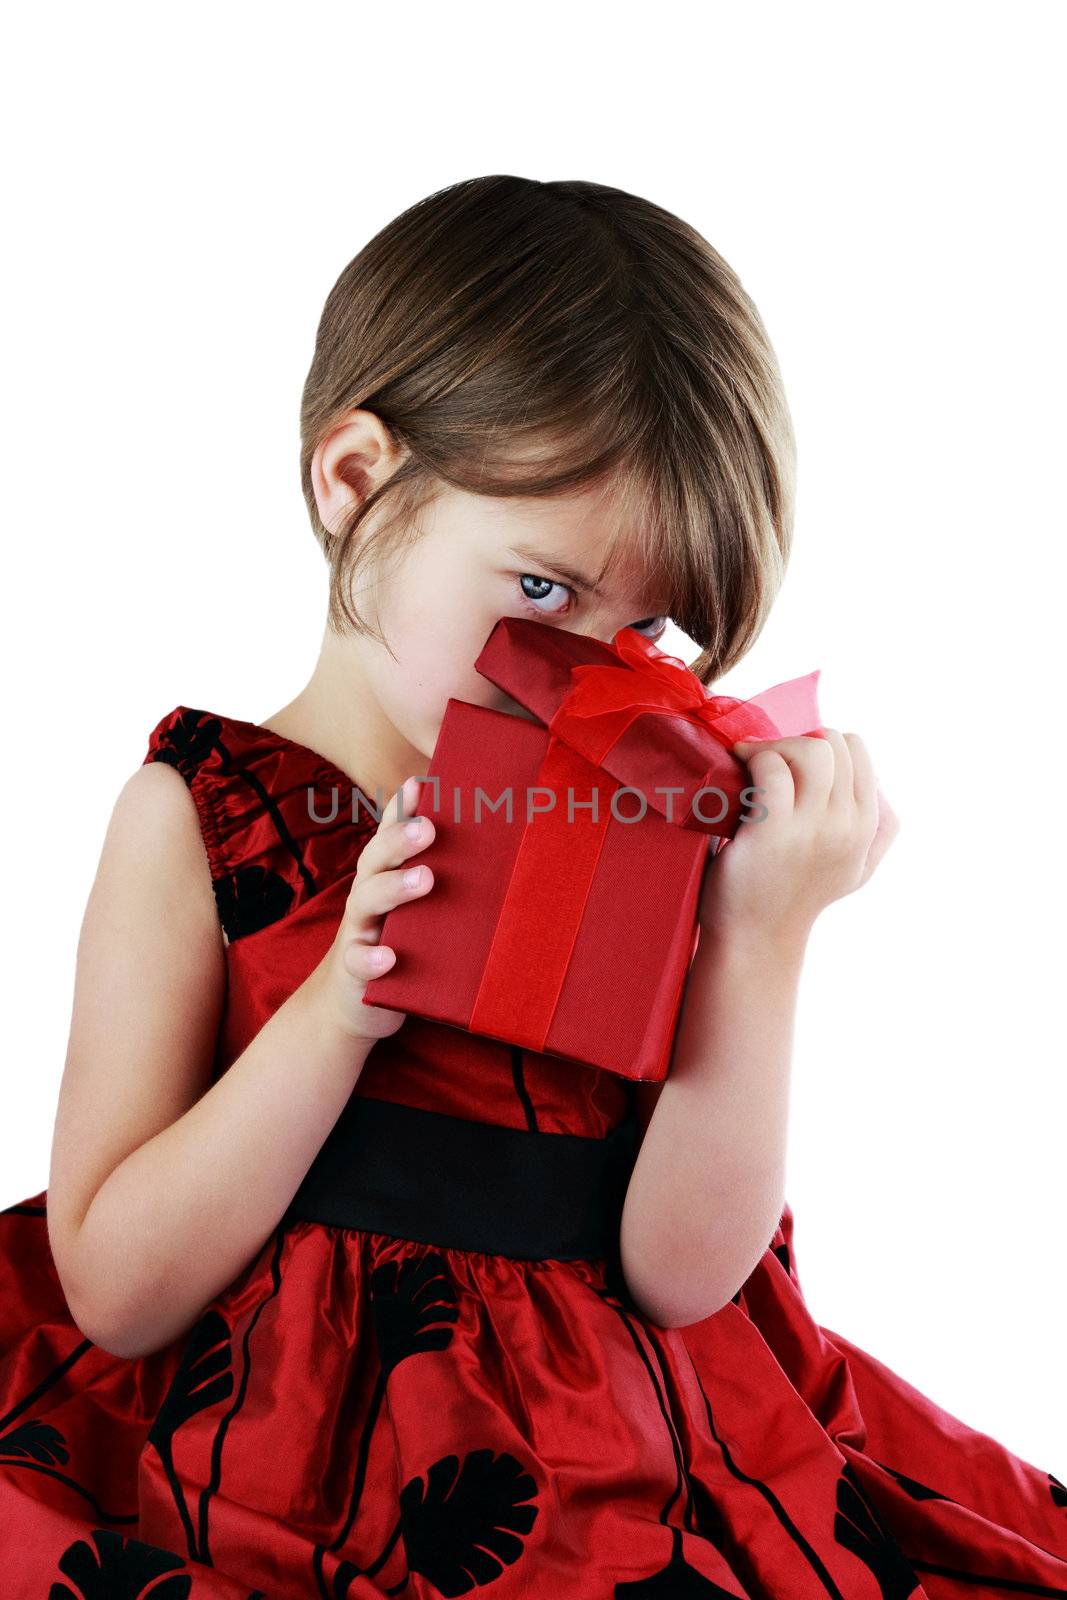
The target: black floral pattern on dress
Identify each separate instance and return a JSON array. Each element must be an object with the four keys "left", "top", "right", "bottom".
[
  {"left": 312, "top": 1251, "right": 460, "bottom": 1597},
  {"left": 145, "top": 1310, "right": 235, "bottom": 1563},
  {"left": 212, "top": 864, "right": 295, "bottom": 941},
  {"left": 327, "top": 1446, "right": 543, "bottom": 1593},
  {"left": 1, "top": 1414, "right": 68, "bottom": 1468},
  {"left": 615, "top": 1525, "right": 739, "bottom": 1595},
  {"left": 49, "top": 1528, "right": 192, "bottom": 1599},
  {"left": 834, "top": 1463, "right": 920, "bottom": 1598},
  {"left": 148, "top": 707, "right": 317, "bottom": 943},
  {"left": 0, "top": 1336, "right": 138, "bottom": 1525},
  {"left": 152, "top": 712, "right": 222, "bottom": 782},
  {"left": 370, "top": 1251, "right": 460, "bottom": 1375},
  {"left": 325, "top": 1450, "right": 540, "bottom": 1598},
  {"left": 397, "top": 1448, "right": 539, "bottom": 1595}
]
